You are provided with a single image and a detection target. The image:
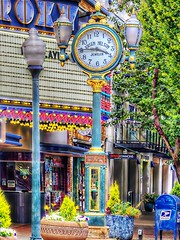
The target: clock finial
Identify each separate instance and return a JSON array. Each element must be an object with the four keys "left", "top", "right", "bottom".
[
  {"left": 95, "top": 1, "right": 101, "bottom": 12},
  {"left": 61, "top": 6, "right": 65, "bottom": 14}
]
